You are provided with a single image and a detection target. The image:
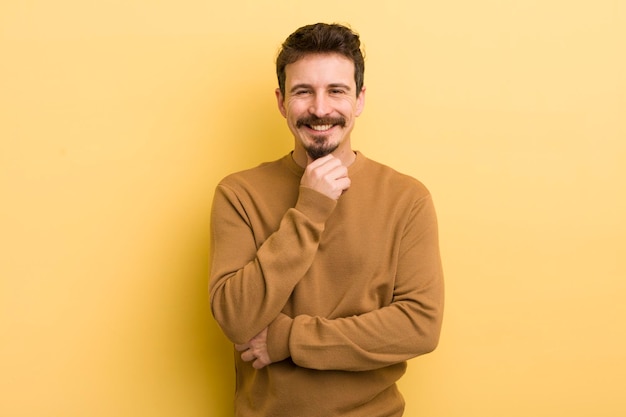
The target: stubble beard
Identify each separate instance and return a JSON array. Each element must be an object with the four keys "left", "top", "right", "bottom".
[
  {"left": 296, "top": 115, "right": 345, "bottom": 160},
  {"left": 305, "top": 135, "right": 339, "bottom": 160}
]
